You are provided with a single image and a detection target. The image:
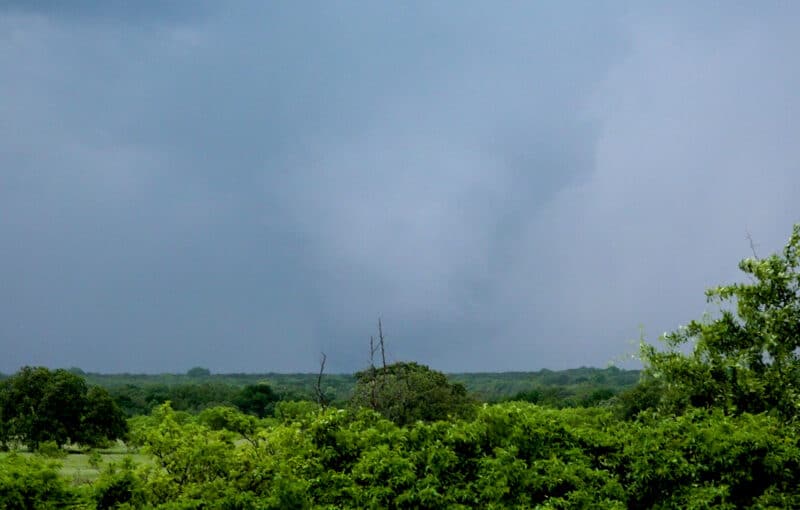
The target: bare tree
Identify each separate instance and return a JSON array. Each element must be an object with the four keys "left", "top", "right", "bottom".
[
  {"left": 367, "top": 318, "right": 388, "bottom": 410},
  {"left": 314, "top": 352, "right": 328, "bottom": 408},
  {"left": 378, "top": 318, "right": 387, "bottom": 373}
]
